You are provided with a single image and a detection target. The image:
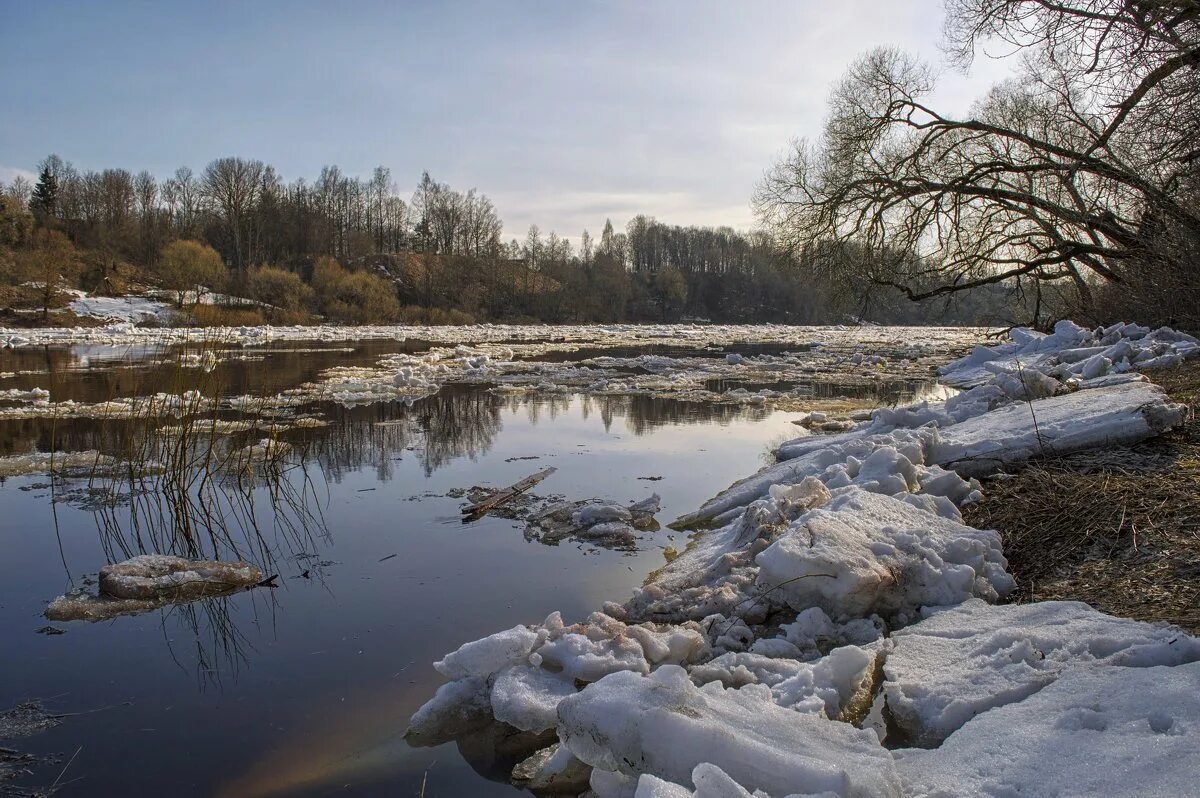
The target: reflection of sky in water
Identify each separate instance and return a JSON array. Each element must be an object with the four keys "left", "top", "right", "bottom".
[{"left": 0, "top": 339, "right": 952, "bottom": 796}]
